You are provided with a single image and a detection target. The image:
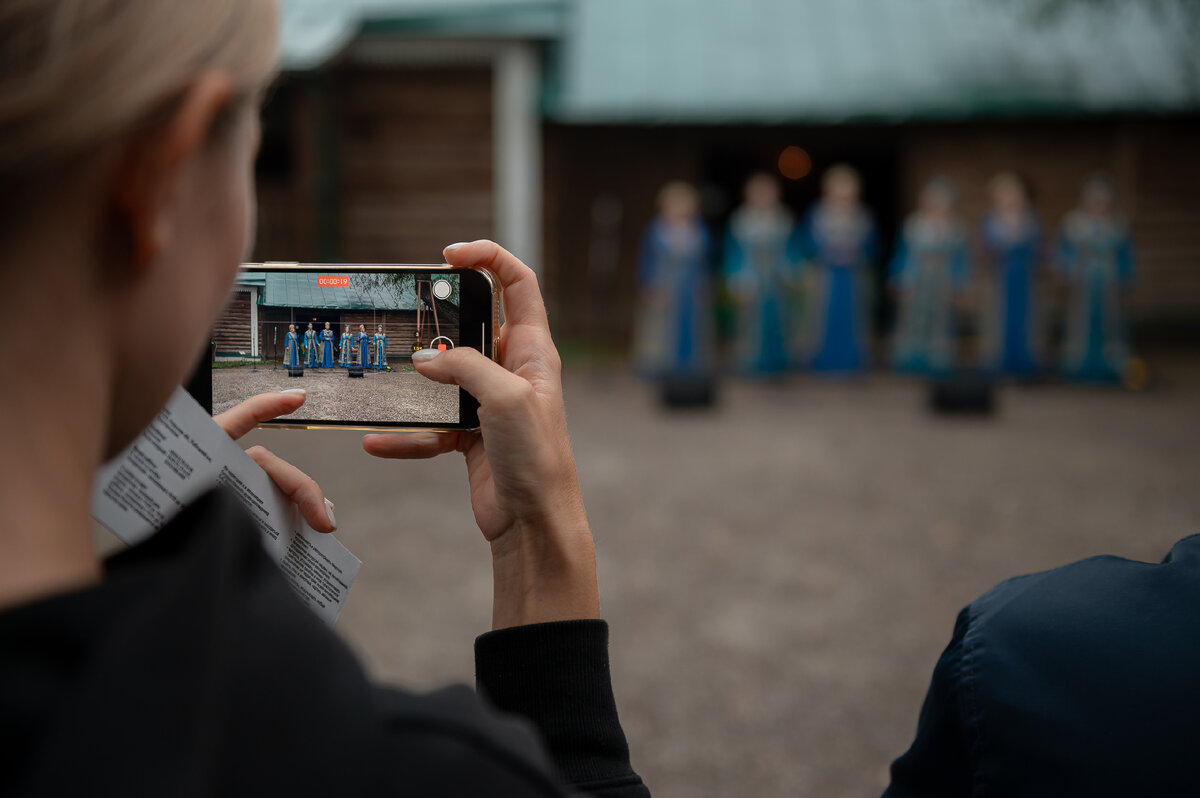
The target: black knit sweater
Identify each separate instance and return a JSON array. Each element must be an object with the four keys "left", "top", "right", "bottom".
[{"left": 0, "top": 488, "right": 649, "bottom": 797}]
